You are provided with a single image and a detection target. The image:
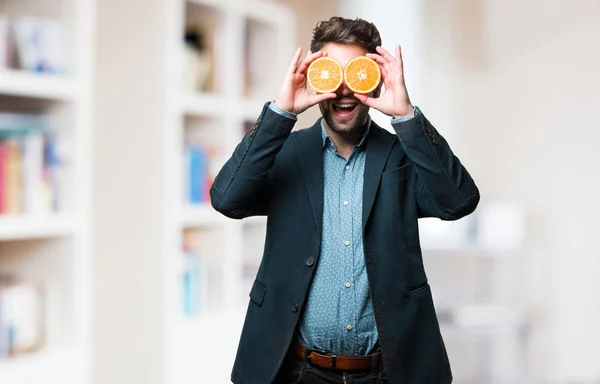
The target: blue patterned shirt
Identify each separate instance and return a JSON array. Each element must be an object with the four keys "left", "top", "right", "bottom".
[
  {"left": 296, "top": 118, "right": 377, "bottom": 355},
  {"left": 268, "top": 102, "right": 415, "bottom": 355}
]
